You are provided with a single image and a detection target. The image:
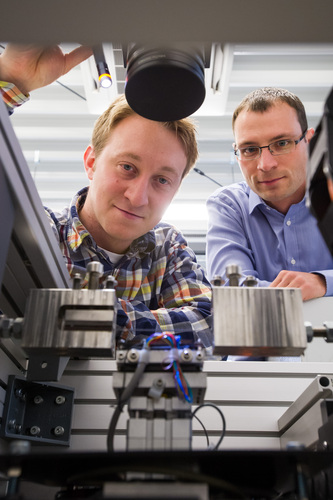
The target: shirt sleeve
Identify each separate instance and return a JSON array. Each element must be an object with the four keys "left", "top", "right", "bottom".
[
  {"left": 0, "top": 81, "right": 30, "bottom": 114},
  {"left": 117, "top": 232, "right": 213, "bottom": 347},
  {"left": 206, "top": 190, "right": 271, "bottom": 287},
  {"left": 312, "top": 269, "right": 333, "bottom": 297}
]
